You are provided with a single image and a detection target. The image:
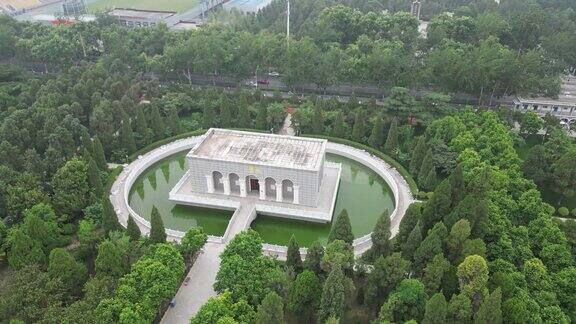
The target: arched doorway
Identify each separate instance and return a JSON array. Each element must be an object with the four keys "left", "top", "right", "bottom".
[
  {"left": 265, "top": 177, "right": 276, "bottom": 200},
  {"left": 246, "top": 176, "right": 260, "bottom": 196},
  {"left": 229, "top": 173, "right": 240, "bottom": 195},
  {"left": 212, "top": 171, "right": 224, "bottom": 193},
  {"left": 282, "top": 179, "right": 294, "bottom": 203}
]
